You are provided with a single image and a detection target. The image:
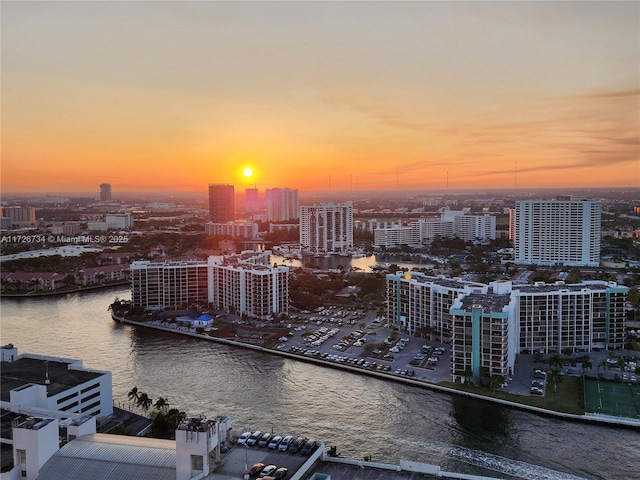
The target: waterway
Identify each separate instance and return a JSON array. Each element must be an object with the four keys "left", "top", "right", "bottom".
[
  {"left": 1, "top": 287, "right": 638, "bottom": 480},
  {"left": 271, "top": 252, "right": 440, "bottom": 272}
]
